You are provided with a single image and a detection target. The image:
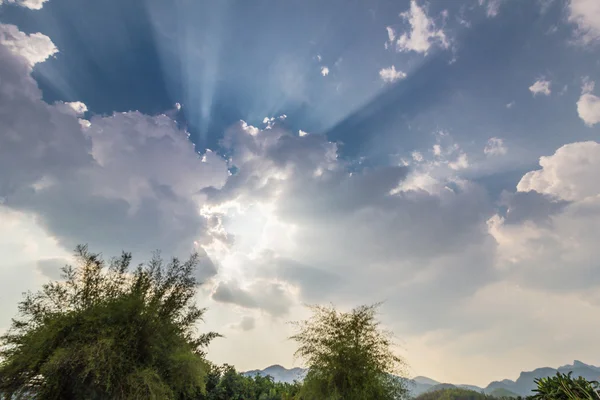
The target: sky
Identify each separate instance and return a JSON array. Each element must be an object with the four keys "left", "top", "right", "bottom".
[{"left": 1, "top": 0, "right": 600, "bottom": 387}]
